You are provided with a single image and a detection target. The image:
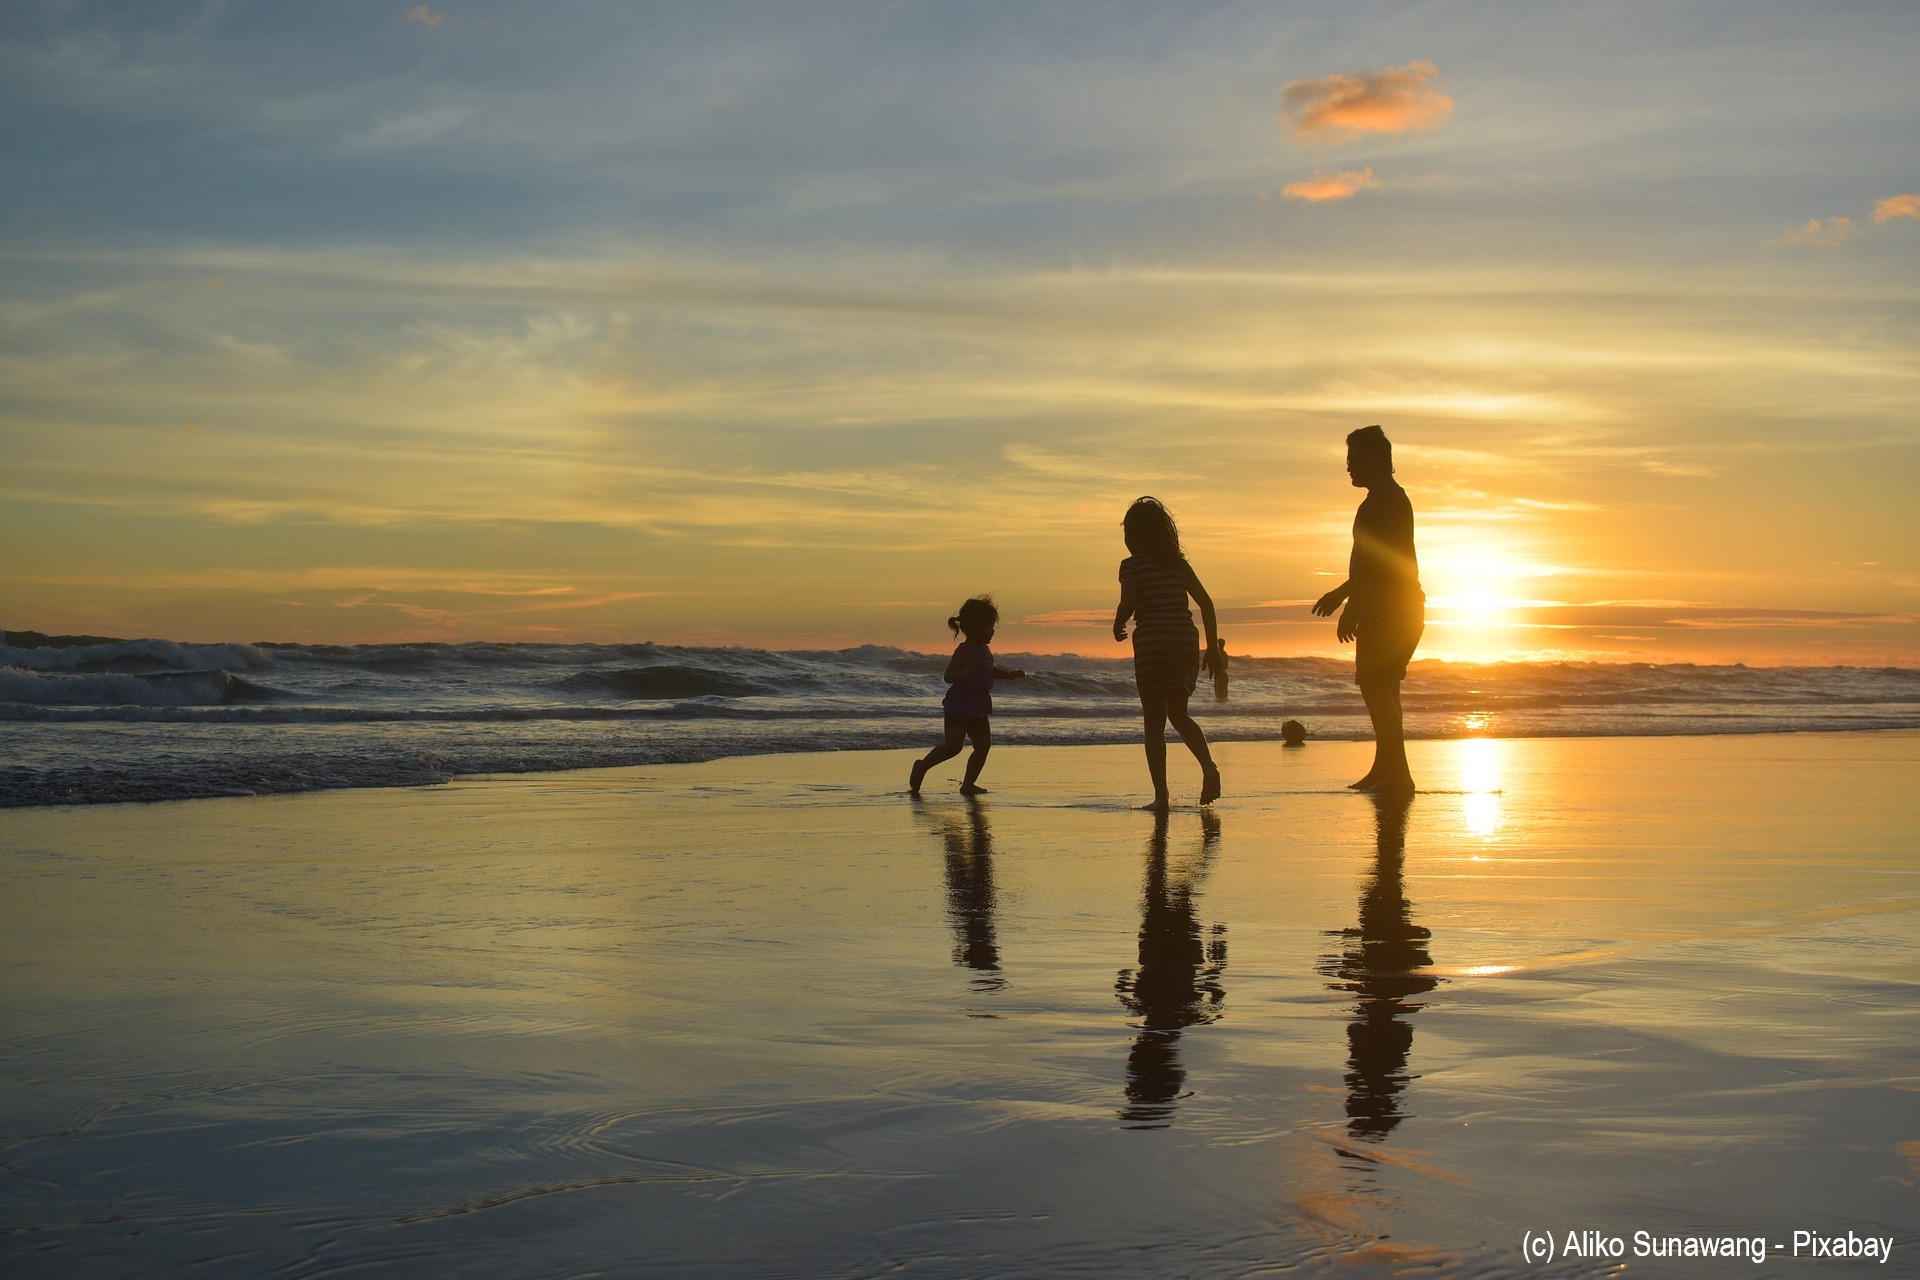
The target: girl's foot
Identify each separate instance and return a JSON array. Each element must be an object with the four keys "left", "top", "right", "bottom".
[
  {"left": 1199, "top": 766, "right": 1221, "bottom": 805},
  {"left": 909, "top": 760, "right": 928, "bottom": 796},
  {"left": 1144, "top": 793, "right": 1171, "bottom": 813},
  {"left": 959, "top": 783, "right": 989, "bottom": 796}
]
